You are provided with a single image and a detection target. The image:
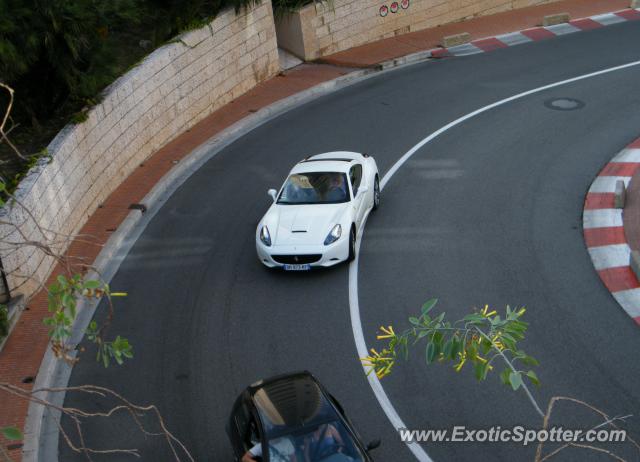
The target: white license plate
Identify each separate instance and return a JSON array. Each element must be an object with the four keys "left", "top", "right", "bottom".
[{"left": 284, "top": 264, "right": 311, "bottom": 271}]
